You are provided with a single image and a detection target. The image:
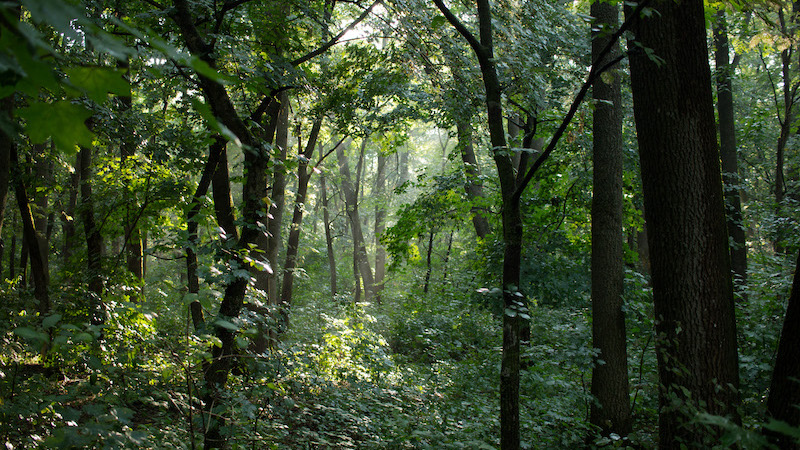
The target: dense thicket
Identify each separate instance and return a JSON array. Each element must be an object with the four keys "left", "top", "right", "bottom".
[{"left": 1, "top": 0, "right": 800, "bottom": 448}]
